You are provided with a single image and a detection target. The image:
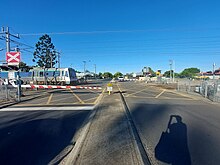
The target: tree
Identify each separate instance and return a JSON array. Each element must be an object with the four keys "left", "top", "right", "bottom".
[
  {"left": 19, "top": 62, "right": 32, "bottom": 72},
  {"left": 148, "top": 67, "right": 156, "bottom": 77},
  {"left": 163, "top": 70, "right": 174, "bottom": 78},
  {"left": 102, "top": 72, "right": 113, "bottom": 79},
  {"left": 33, "top": 34, "right": 57, "bottom": 68},
  {"left": 163, "top": 70, "right": 179, "bottom": 78},
  {"left": 114, "top": 72, "right": 123, "bottom": 78},
  {"left": 98, "top": 72, "right": 103, "bottom": 78},
  {"left": 179, "top": 68, "right": 200, "bottom": 78}
]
